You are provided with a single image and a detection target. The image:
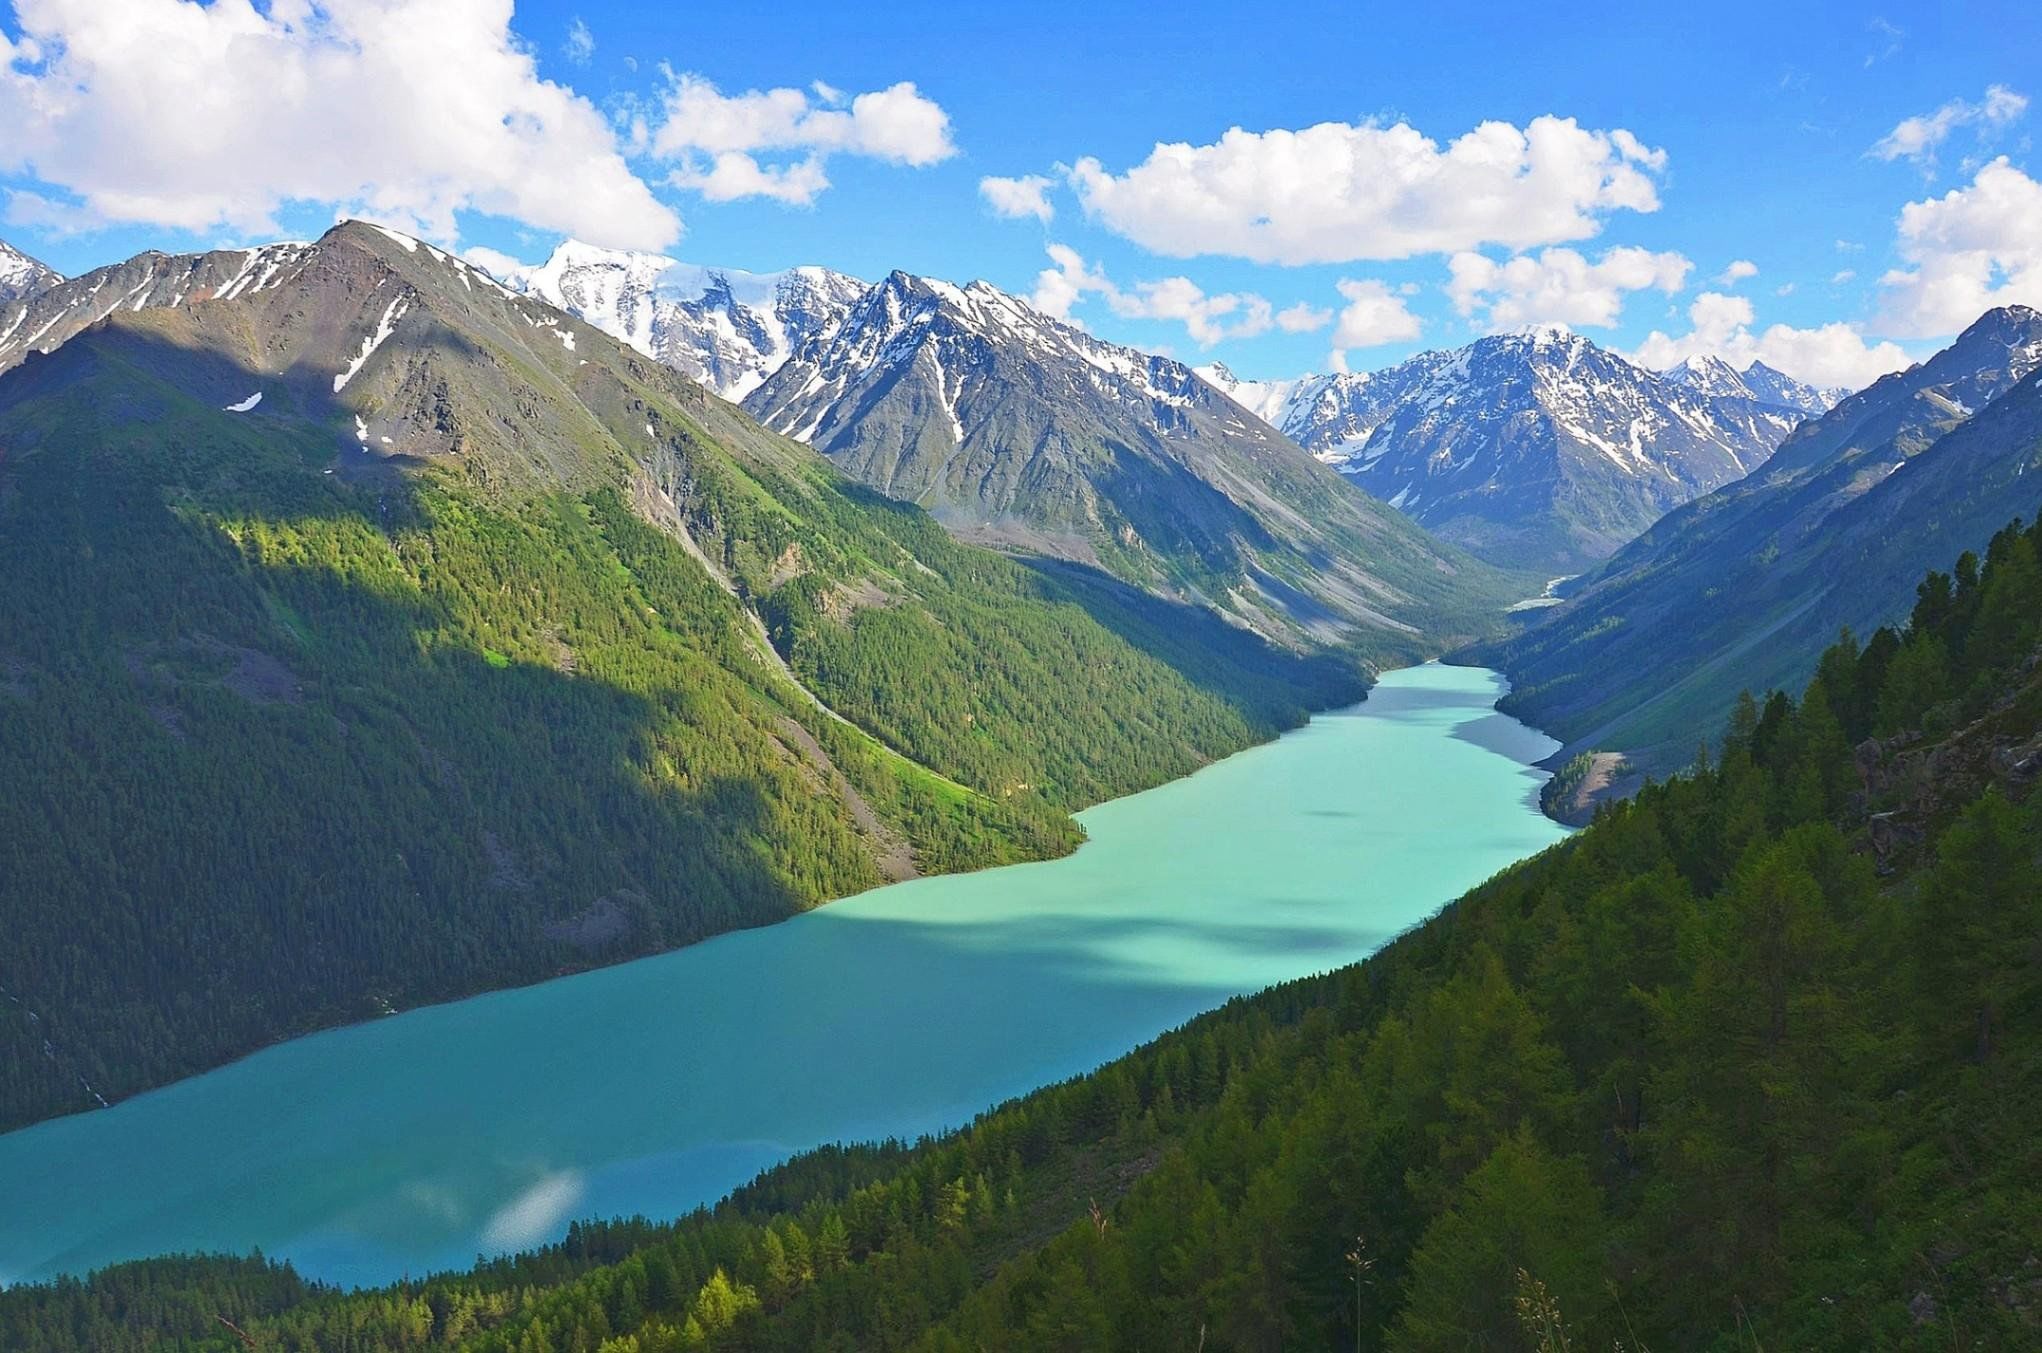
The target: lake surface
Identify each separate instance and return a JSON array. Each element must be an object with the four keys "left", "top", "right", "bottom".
[{"left": 0, "top": 663, "right": 1567, "bottom": 1288}]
